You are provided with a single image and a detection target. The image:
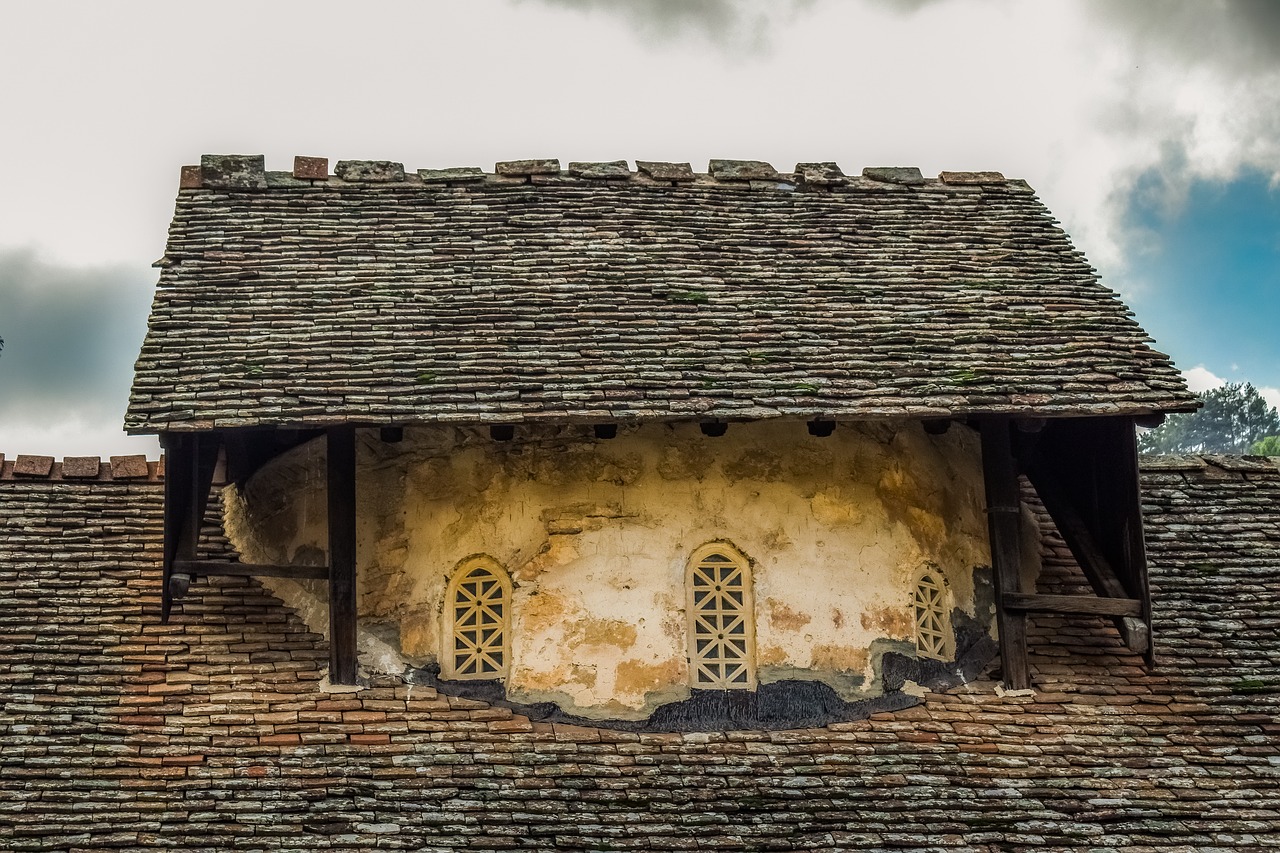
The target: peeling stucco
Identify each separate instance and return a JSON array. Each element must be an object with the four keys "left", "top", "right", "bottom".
[{"left": 226, "top": 419, "right": 1024, "bottom": 720}]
